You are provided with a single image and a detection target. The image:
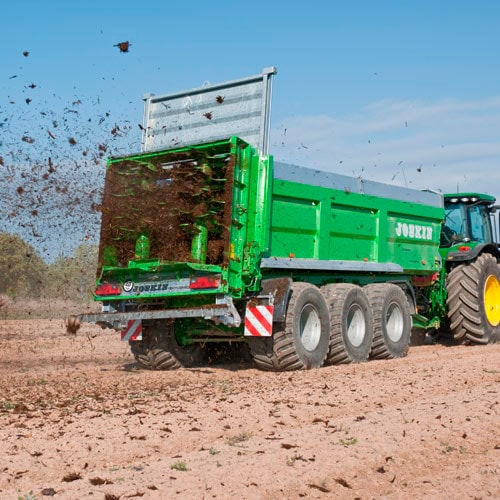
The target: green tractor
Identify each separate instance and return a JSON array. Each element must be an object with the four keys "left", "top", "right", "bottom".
[{"left": 437, "top": 193, "right": 500, "bottom": 344}]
